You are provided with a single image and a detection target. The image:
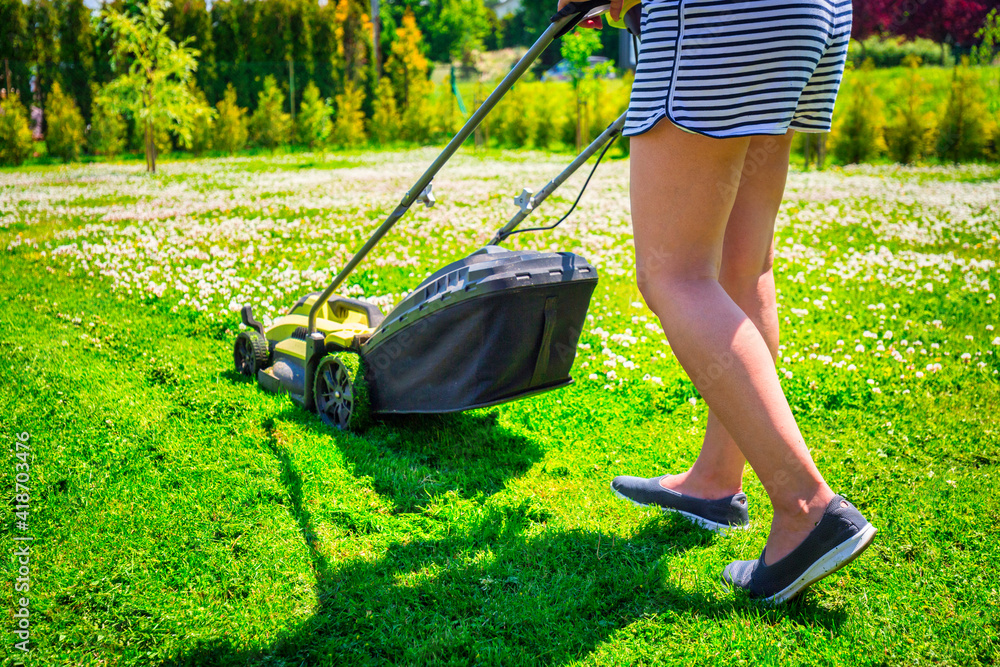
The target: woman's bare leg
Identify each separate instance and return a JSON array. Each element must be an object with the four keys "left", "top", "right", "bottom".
[
  {"left": 630, "top": 121, "right": 833, "bottom": 564},
  {"left": 661, "top": 133, "right": 791, "bottom": 500}
]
